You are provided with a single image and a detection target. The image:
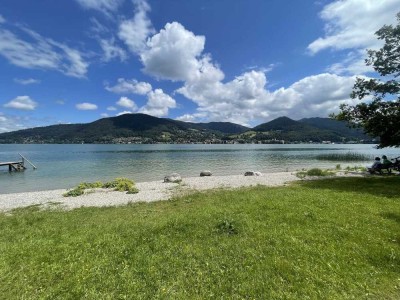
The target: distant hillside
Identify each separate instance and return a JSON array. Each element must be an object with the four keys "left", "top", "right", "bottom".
[
  {"left": 194, "top": 122, "right": 249, "bottom": 134},
  {"left": 250, "top": 116, "right": 372, "bottom": 143},
  {"left": 299, "top": 117, "right": 368, "bottom": 139},
  {"left": 0, "top": 113, "right": 245, "bottom": 144},
  {"left": 0, "top": 113, "right": 374, "bottom": 144},
  {"left": 253, "top": 116, "right": 312, "bottom": 132}
]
